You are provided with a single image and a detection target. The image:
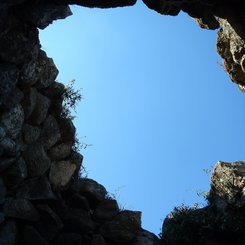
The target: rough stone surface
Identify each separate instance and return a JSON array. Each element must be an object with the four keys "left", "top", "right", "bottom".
[
  {"left": 16, "top": 176, "right": 56, "bottom": 200},
  {"left": 4, "top": 198, "right": 39, "bottom": 221},
  {"left": 1, "top": 104, "right": 24, "bottom": 140},
  {"left": 21, "top": 226, "right": 49, "bottom": 245},
  {"left": 23, "top": 143, "right": 51, "bottom": 177},
  {"left": 49, "top": 160, "right": 76, "bottom": 190},
  {"left": 48, "top": 141, "right": 73, "bottom": 160},
  {"left": 0, "top": 220, "right": 18, "bottom": 245},
  {"left": 23, "top": 124, "right": 41, "bottom": 144}
]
